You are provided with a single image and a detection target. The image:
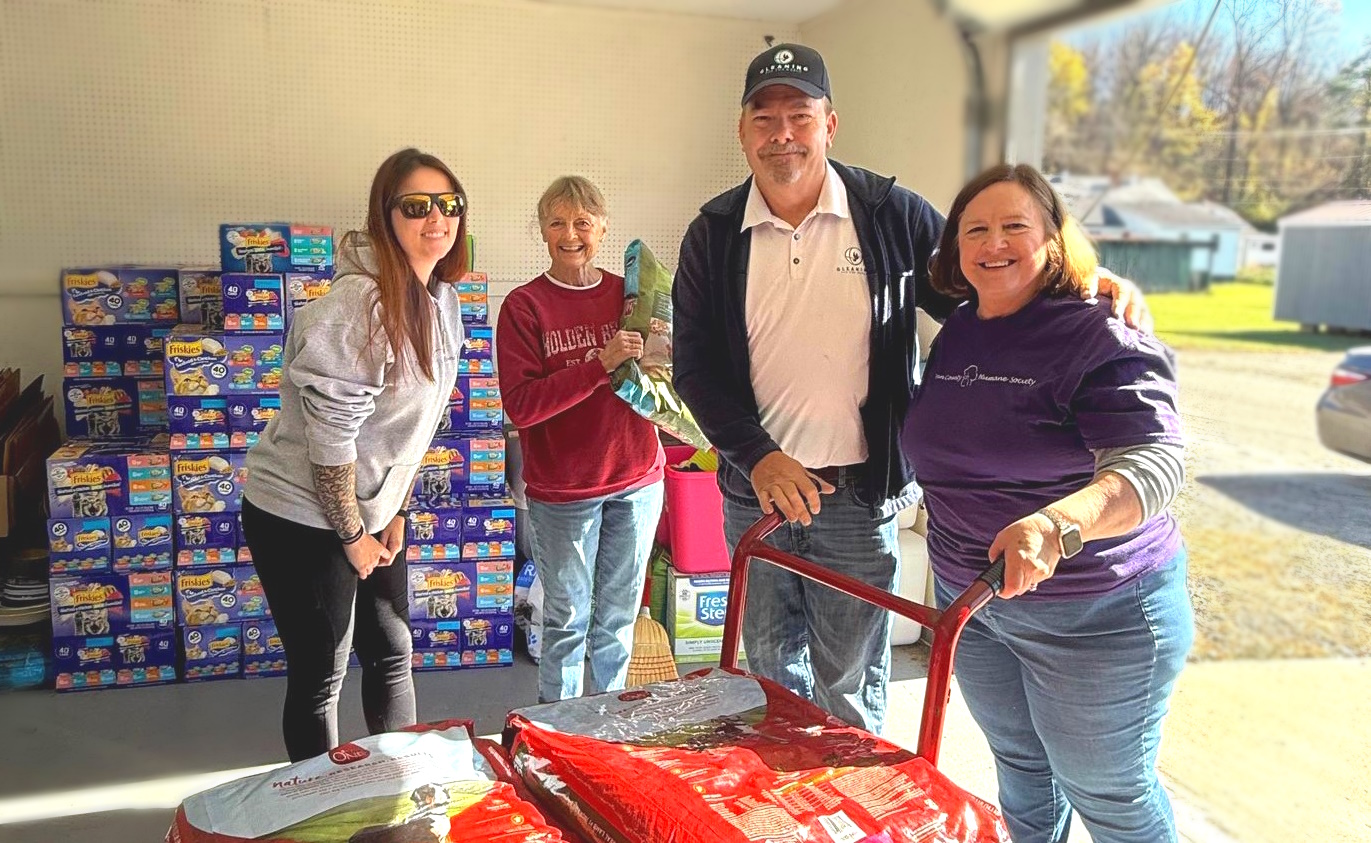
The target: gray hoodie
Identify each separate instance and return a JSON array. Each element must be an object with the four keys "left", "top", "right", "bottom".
[{"left": 244, "top": 236, "right": 464, "bottom": 533}]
